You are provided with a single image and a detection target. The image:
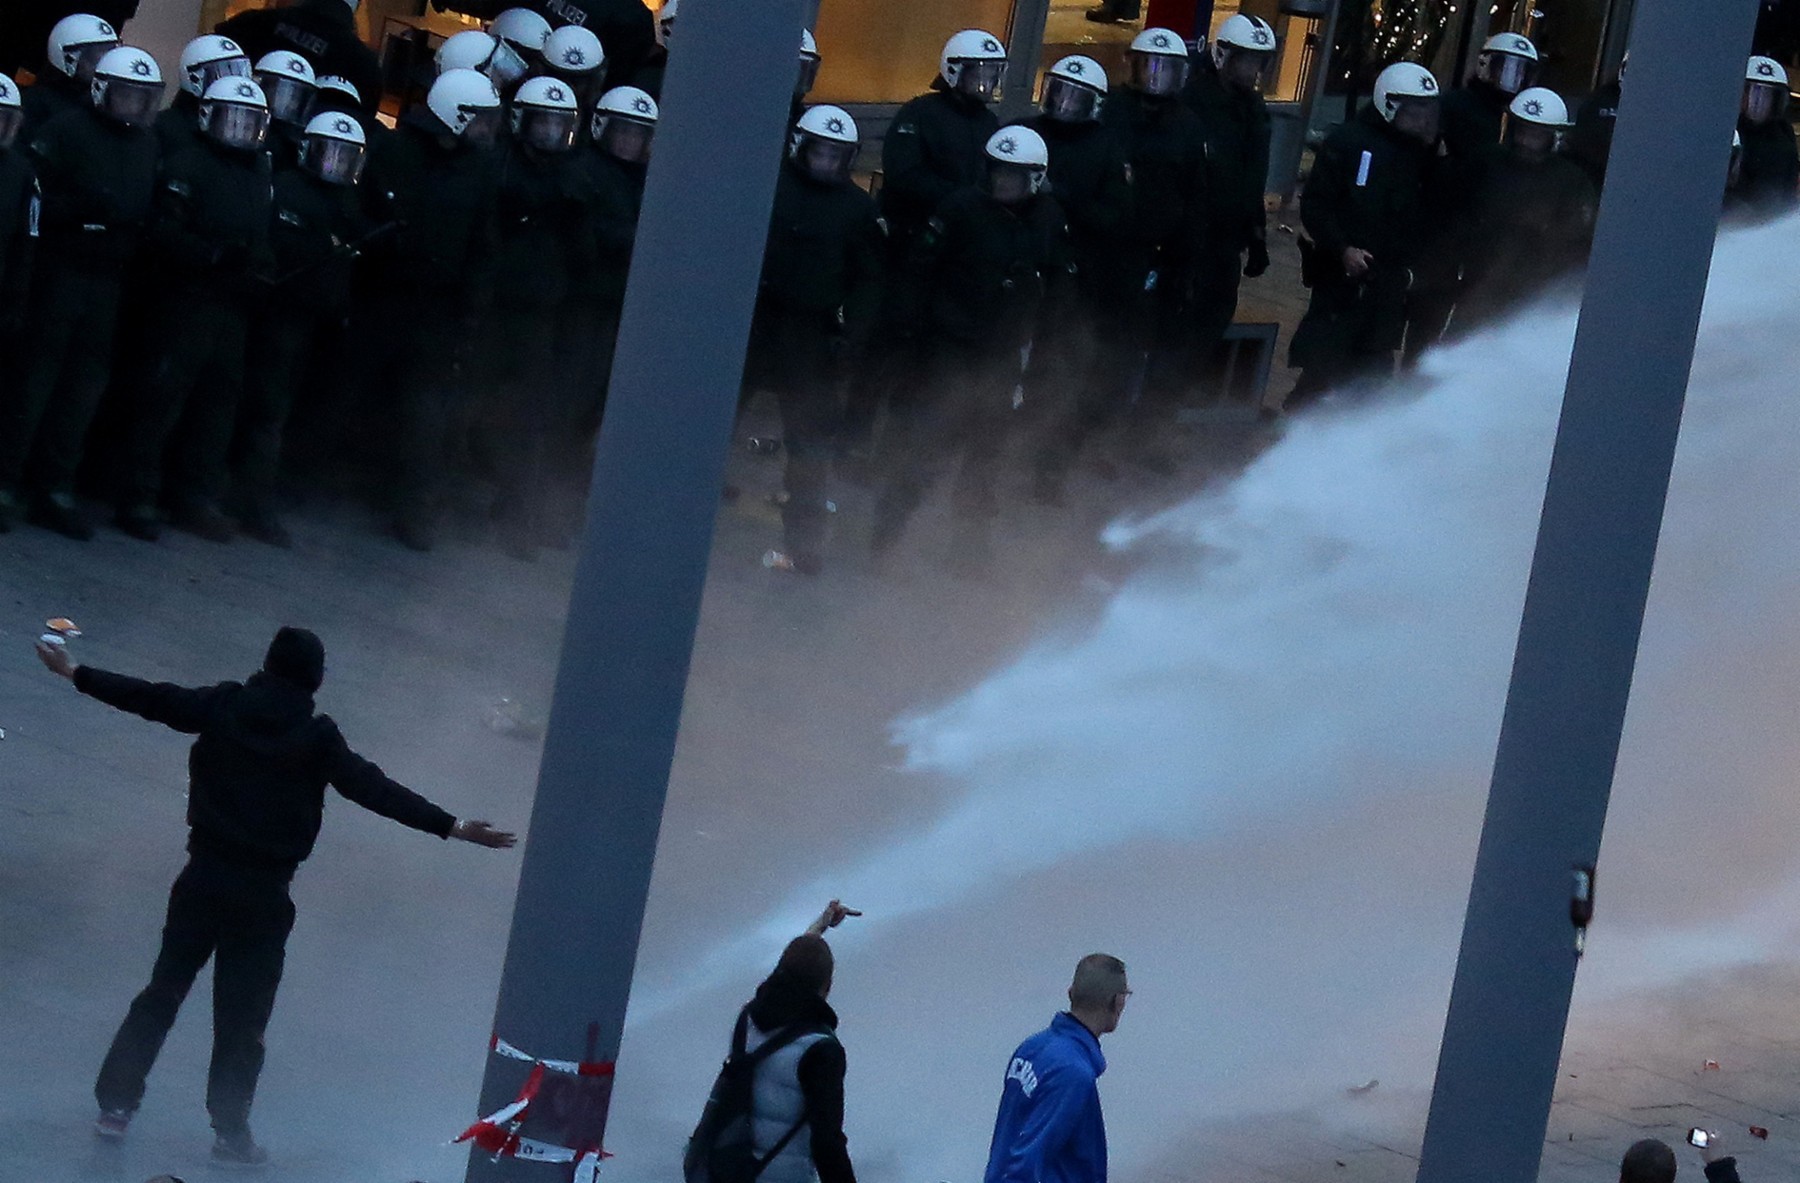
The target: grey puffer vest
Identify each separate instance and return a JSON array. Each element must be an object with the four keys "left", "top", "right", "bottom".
[{"left": 745, "top": 1018, "right": 834, "bottom": 1183}]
